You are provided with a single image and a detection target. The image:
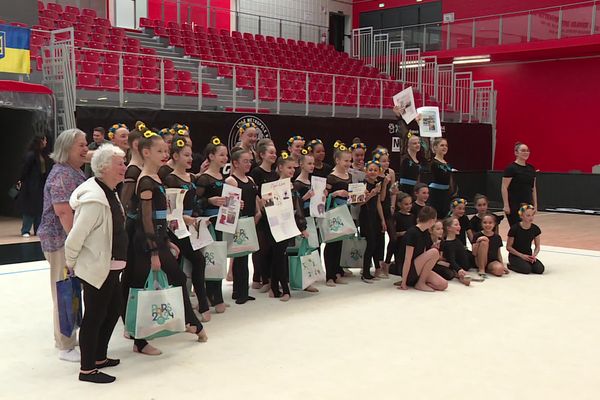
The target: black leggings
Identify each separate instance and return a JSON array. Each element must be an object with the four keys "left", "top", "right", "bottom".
[
  {"left": 270, "top": 239, "right": 290, "bottom": 297},
  {"left": 384, "top": 215, "right": 397, "bottom": 264},
  {"left": 360, "top": 215, "right": 381, "bottom": 278},
  {"left": 252, "top": 224, "right": 272, "bottom": 285},
  {"left": 79, "top": 270, "right": 122, "bottom": 371},
  {"left": 232, "top": 255, "right": 250, "bottom": 300},
  {"left": 169, "top": 232, "right": 210, "bottom": 314},
  {"left": 429, "top": 187, "right": 451, "bottom": 218},
  {"left": 129, "top": 238, "right": 203, "bottom": 349},
  {"left": 324, "top": 241, "right": 344, "bottom": 281},
  {"left": 433, "top": 264, "right": 456, "bottom": 281},
  {"left": 508, "top": 254, "right": 545, "bottom": 274}
]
